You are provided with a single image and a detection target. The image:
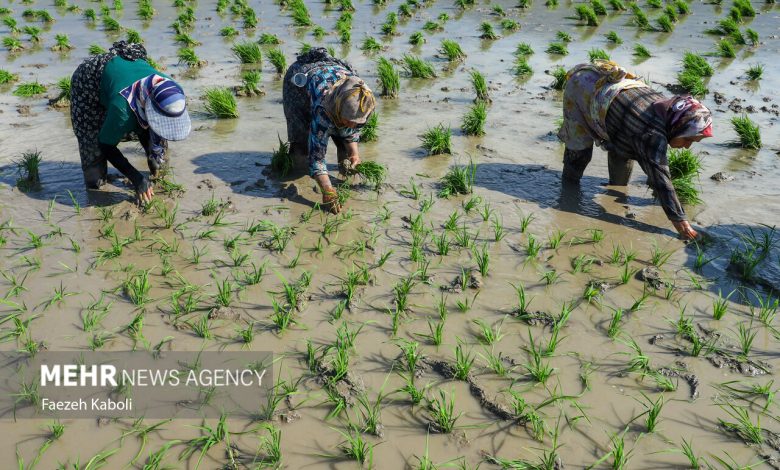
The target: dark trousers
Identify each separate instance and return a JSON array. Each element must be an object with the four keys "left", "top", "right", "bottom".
[{"left": 562, "top": 146, "right": 634, "bottom": 185}]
